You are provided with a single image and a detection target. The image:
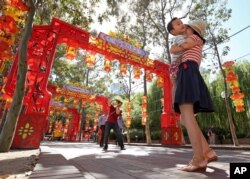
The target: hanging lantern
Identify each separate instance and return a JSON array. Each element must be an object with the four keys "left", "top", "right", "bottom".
[
  {"left": 0, "top": 49, "right": 12, "bottom": 61},
  {"left": 0, "top": 15, "right": 19, "bottom": 34},
  {"left": 5, "top": 0, "right": 30, "bottom": 11},
  {"left": 141, "top": 104, "right": 147, "bottom": 113},
  {"left": 141, "top": 96, "right": 148, "bottom": 125},
  {"left": 235, "top": 105, "right": 245, "bottom": 112},
  {"left": 3, "top": 5, "right": 26, "bottom": 24},
  {"left": 222, "top": 61, "right": 234, "bottom": 68},
  {"left": 141, "top": 113, "right": 148, "bottom": 126},
  {"left": 120, "top": 63, "right": 127, "bottom": 76},
  {"left": 146, "top": 71, "right": 153, "bottom": 82},
  {"left": 231, "top": 86, "right": 240, "bottom": 93},
  {"left": 85, "top": 54, "right": 96, "bottom": 69},
  {"left": 142, "top": 96, "right": 147, "bottom": 103},
  {"left": 104, "top": 58, "right": 111, "bottom": 72},
  {"left": 81, "top": 100, "right": 87, "bottom": 107},
  {"left": 0, "top": 40, "right": 10, "bottom": 51},
  {"left": 89, "top": 102, "right": 95, "bottom": 108},
  {"left": 230, "top": 92, "right": 244, "bottom": 100},
  {"left": 66, "top": 46, "right": 77, "bottom": 60},
  {"left": 0, "top": 32, "right": 16, "bottom": 45},
  {"left": 126, "top": 102, "right": 131, "bottom": 112},
  {"left": 156, "top": 76, "right": 164, "bottom": 88},
  {"left": 125, "top": 116, "right": 131, "bottom": 128},
  {"left": 133, "top": 66, "right": 141, "bottom": 79},
  {"left": 223, "top": 60, "right": 245, "bottom": 113}
]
